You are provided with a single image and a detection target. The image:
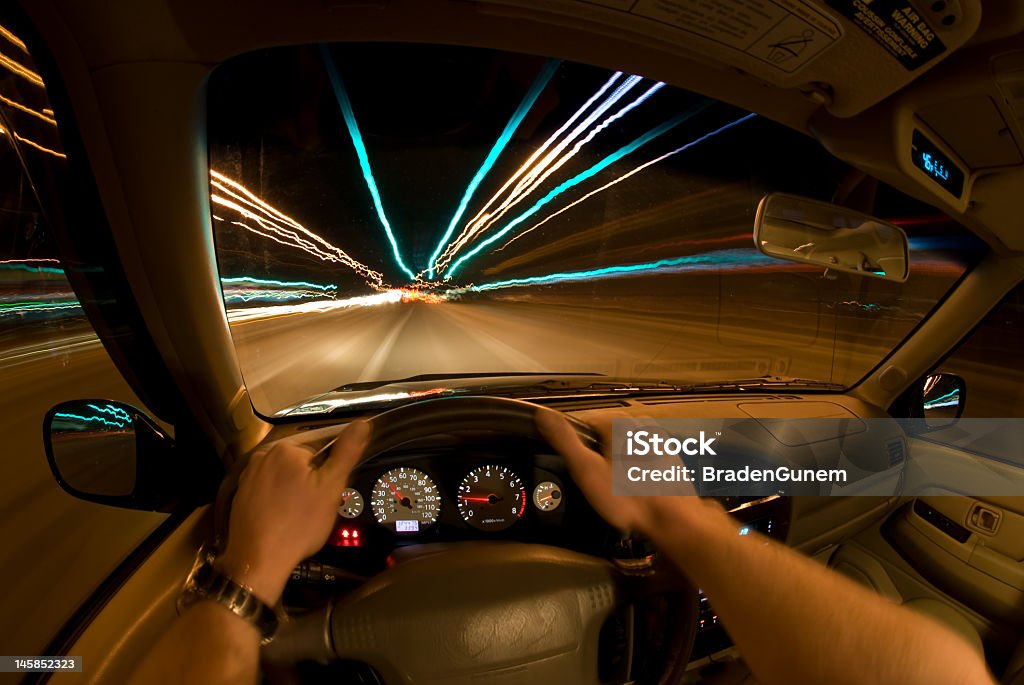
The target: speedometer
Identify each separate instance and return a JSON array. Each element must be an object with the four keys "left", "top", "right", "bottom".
[
  {"left": 371, "top": 467, "right": 440, "bottom": 532},
  {"left": 457, "top": 465, "right": 526, "bottom": 532}
]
